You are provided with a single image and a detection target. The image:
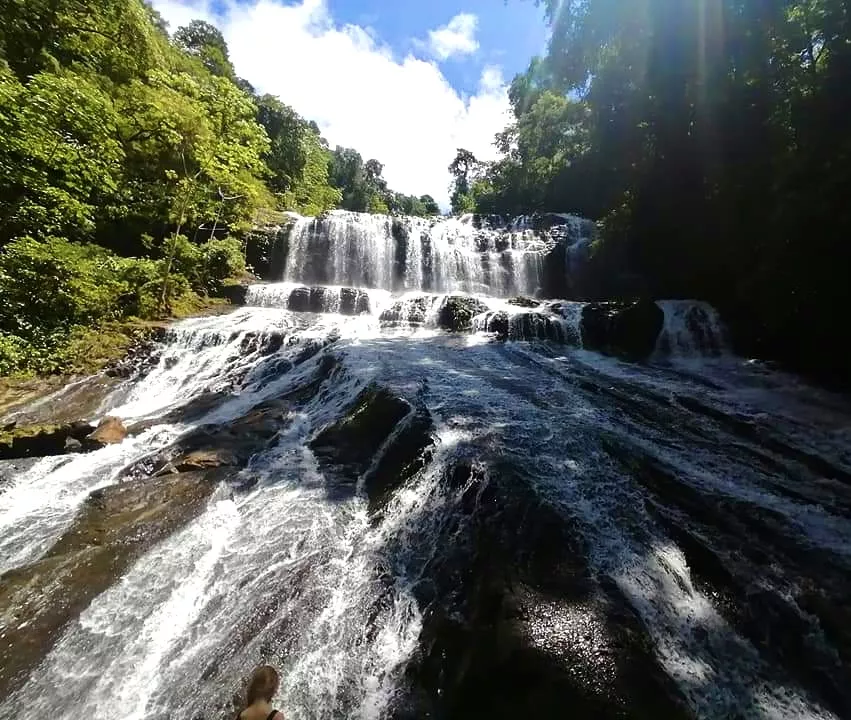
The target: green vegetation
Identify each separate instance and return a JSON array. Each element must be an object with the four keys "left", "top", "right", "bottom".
[
  {"left": 0, "top": 0, "right": 433, "bottom": 377},
  {"left": 330, "top": 148, "right": 440, "bottom": 217},
  {"left": 0, "top": 235, "right": 237, "bottom": 374},
  {"left": 464, "top": 0, "right": 851, "bottom": 383}
]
